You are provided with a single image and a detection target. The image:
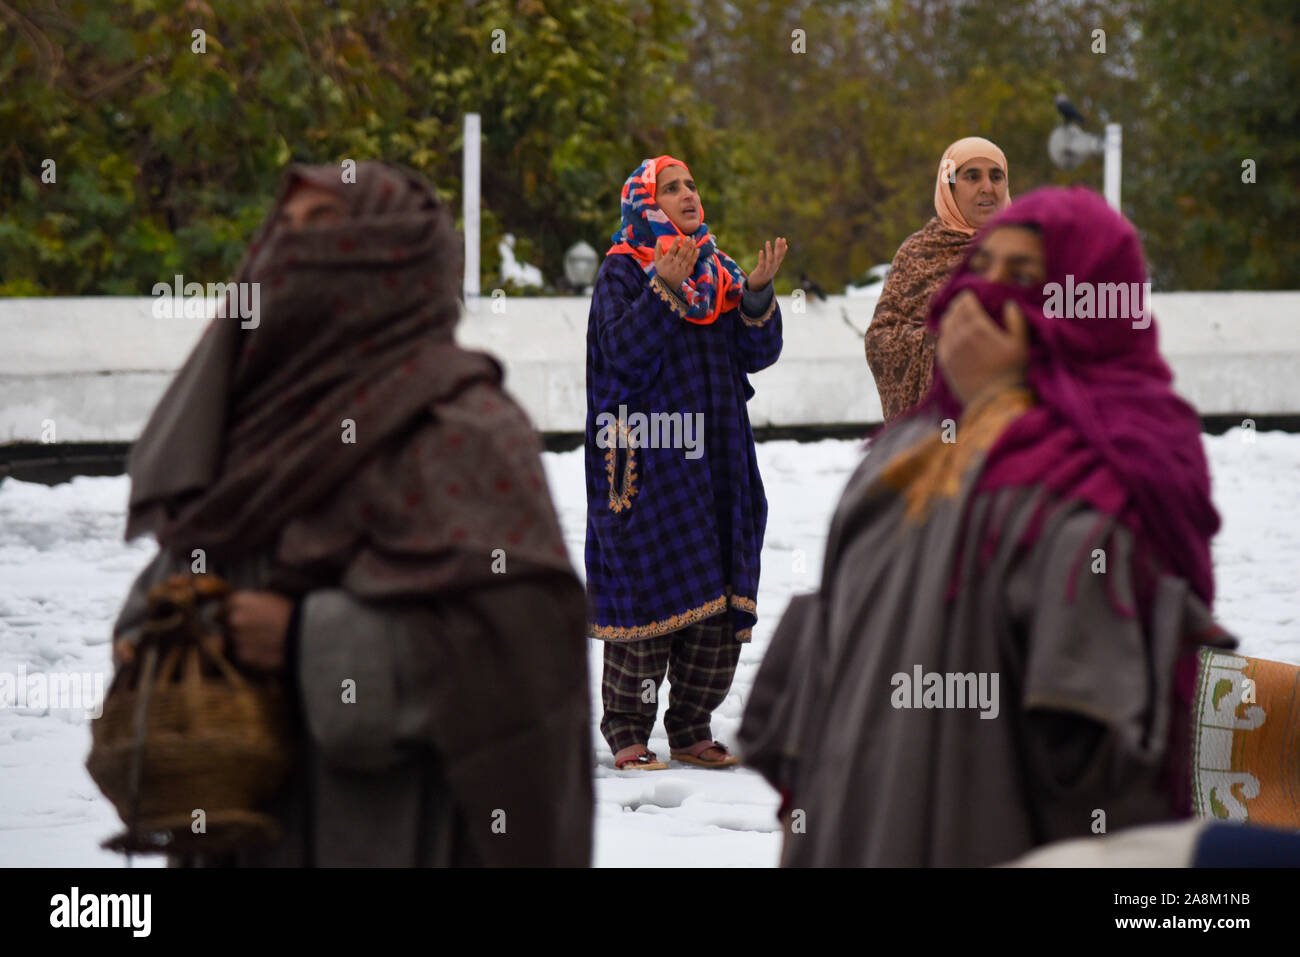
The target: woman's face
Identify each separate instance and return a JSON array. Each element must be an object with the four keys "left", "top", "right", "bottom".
[
  {"left": 275, "top": 181, "right": 347, "bottom": 230},
  {"left": 656, "top": 164, "right": 701, "bottom": 234},
  {"left": 951, "top": 159, "right": 1007, "bottom": 229},
  {"left": 967, "top": 225, "right": 1045, "bottom": 287}
]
